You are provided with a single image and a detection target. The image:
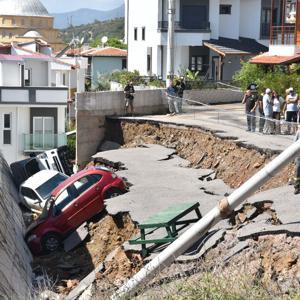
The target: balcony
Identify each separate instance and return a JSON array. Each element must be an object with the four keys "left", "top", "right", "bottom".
[
  {"left": 23, "top": 133, "right": 67, "bottom": 152},
  {"left": 158, "top": 21, "right": 210, "bottom": 32},
  {"left": 0, "top": 86, "right": 68, "bottom": 105},
  {"left": 270, "top": 25, "right": 296, "bottom": 45}
]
